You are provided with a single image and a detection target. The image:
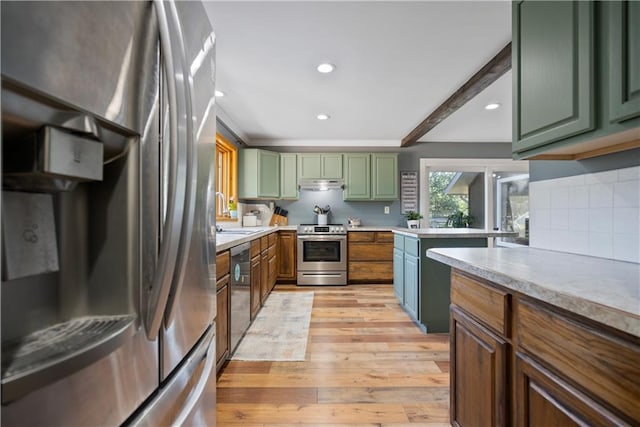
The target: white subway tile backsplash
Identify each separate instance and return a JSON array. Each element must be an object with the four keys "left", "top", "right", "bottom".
[
  {"left": 550, "top": 208, "right": 569, "bottom": 230},
  {"left": 565, "top": 231, "right": 589, "bottom": 254},
  {"left": 588, "top": 207, "right": 614, "bottom": 234},
  {"left": 568, "top": 185, "right": 589, "bottom": 208},
  {"left": 613, "top": 207, "right": 640, "bottom": 235},
  {"left": 618, "top": 166, "right": 640, "bottom": 182},
  {"left": 568, "top": 209, "right": 589, "bottom": 231},
  {"left": 529, "top": 183, "right": 550, "bottom": 209},
  {"left": 530, "top": 166, "right": 639, "bottom": 263},
  {"left": 531, "top": 208, "right": 551, "bottom": 231},
  {"left": 550, "top": 186, "right": 569, "bottom": 209},
  {"left": 614, "top": 180, "right": 640, "bottom": 207},
  {"left": 585, "top": 169, "right": 618, "bottom": 184},
  {"left": 612, "top": 233, "right": 640, "bottom": 264},
  {"left": 589, "top": 183, "right": 615, "bottom": 208},
  {"left": 588, "top": 232, "right": 614, "bottom": 259}
]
